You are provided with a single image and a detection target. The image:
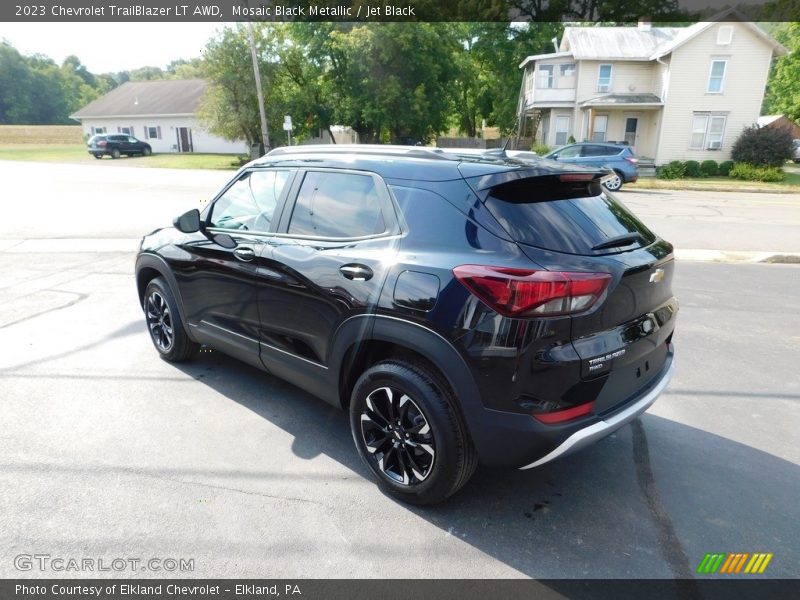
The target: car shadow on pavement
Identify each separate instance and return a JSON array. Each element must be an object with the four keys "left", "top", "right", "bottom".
[{"left": 175, "top": 350, "right": 800, "bottom": 579}]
